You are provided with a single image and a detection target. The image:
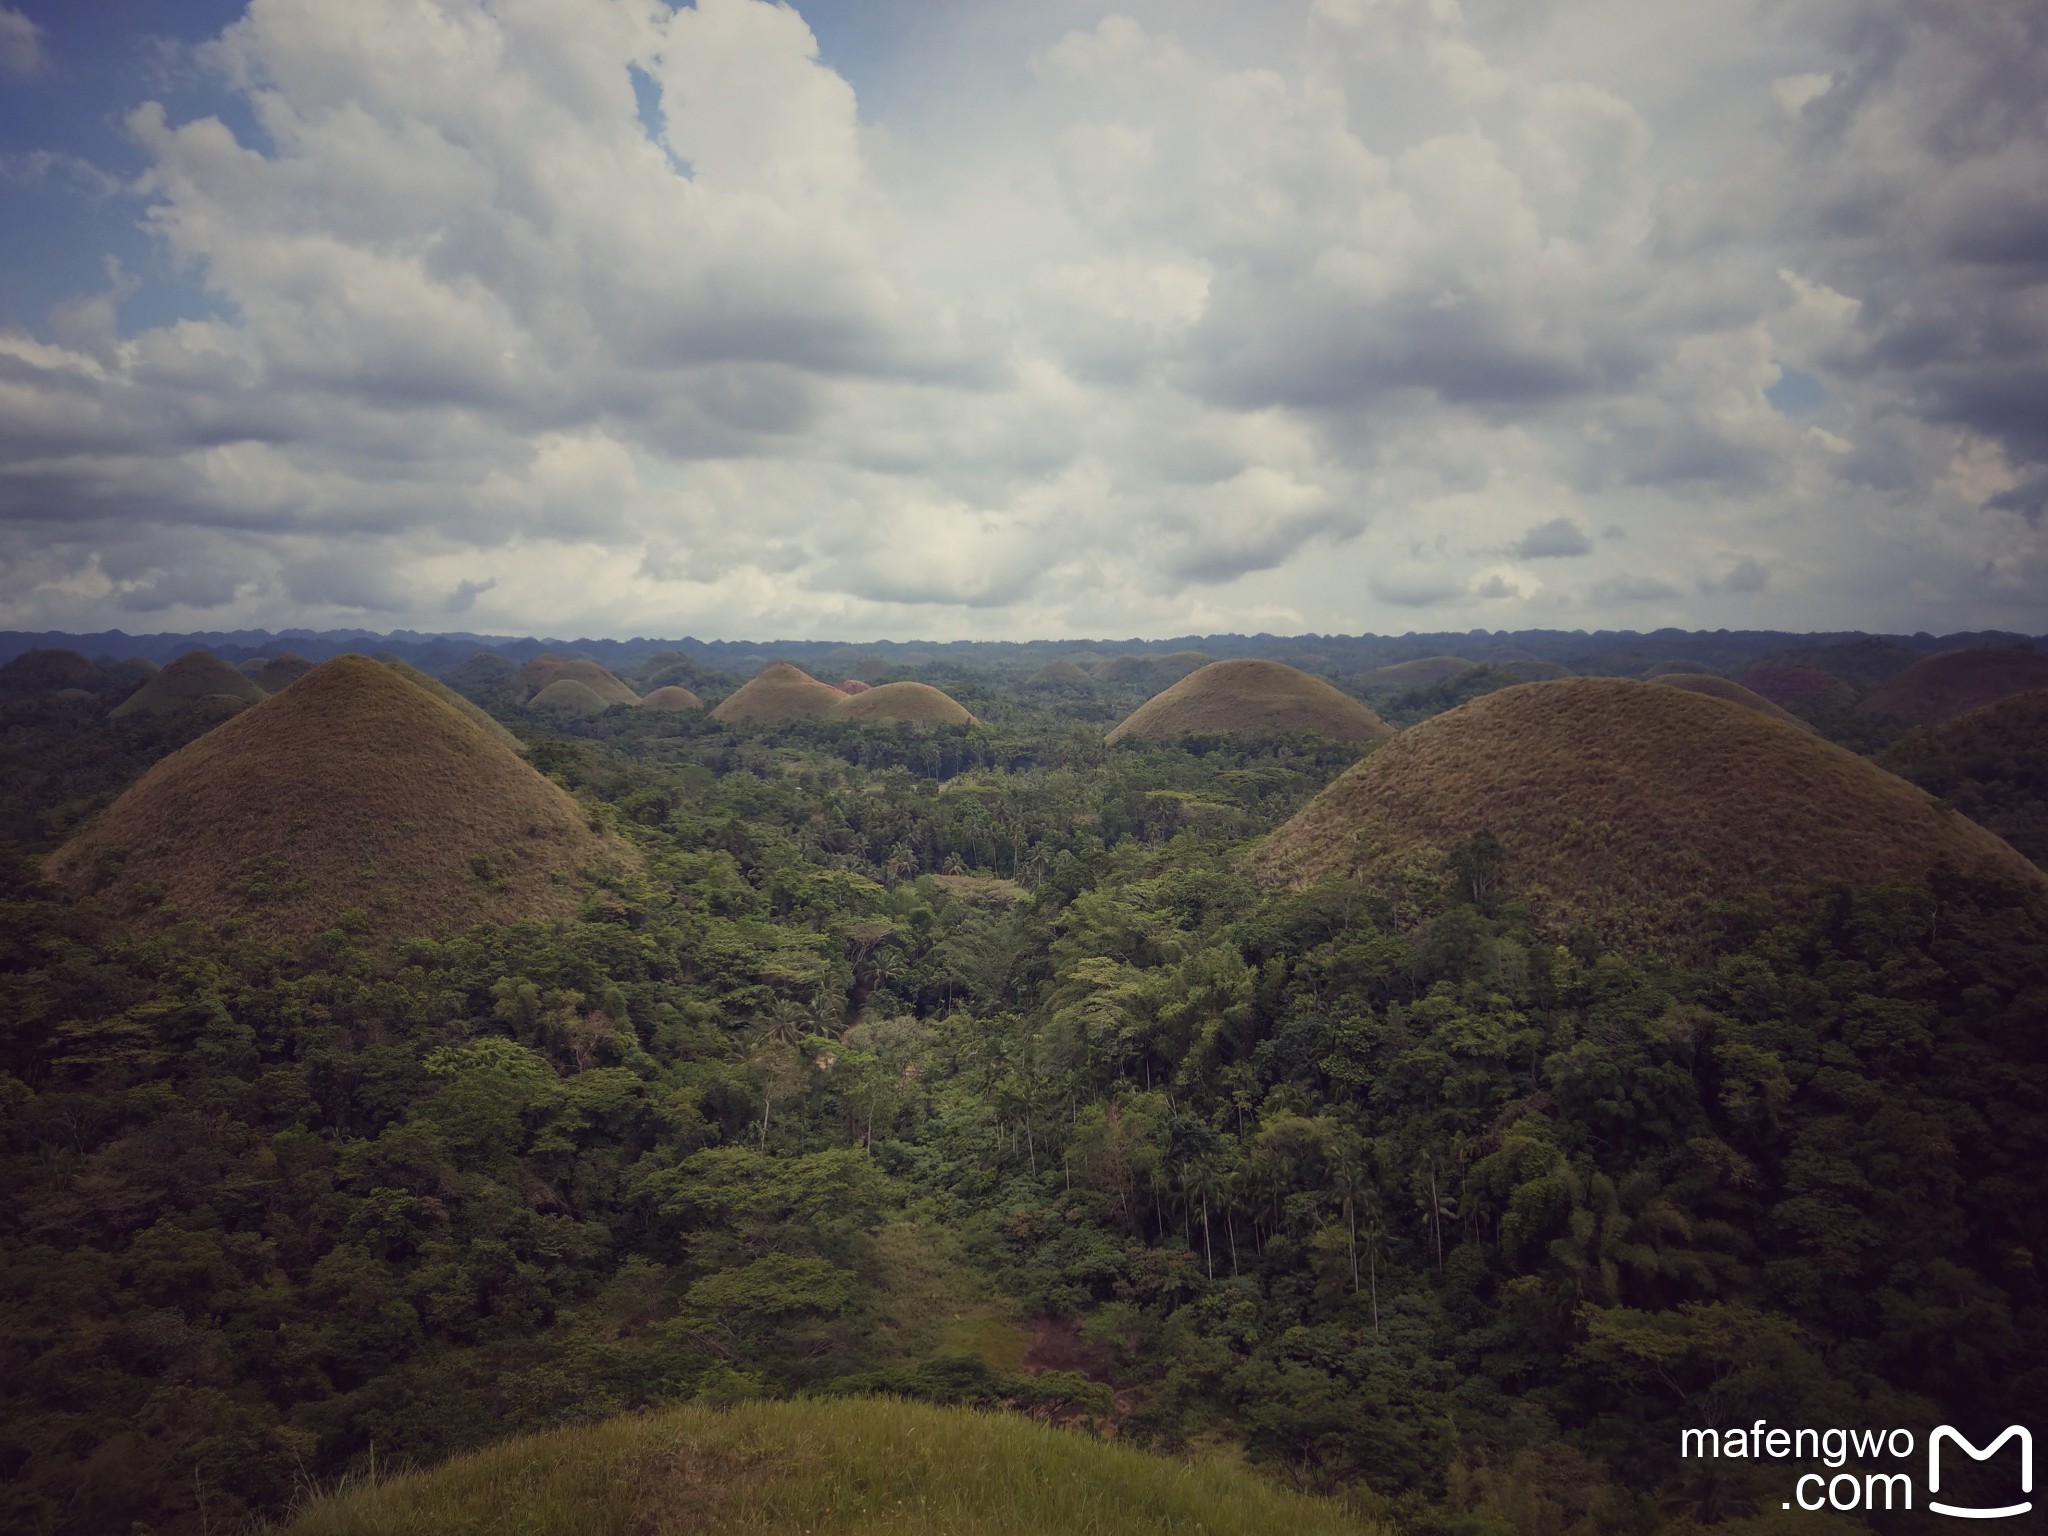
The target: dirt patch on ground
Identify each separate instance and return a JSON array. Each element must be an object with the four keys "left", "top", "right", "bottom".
[{"left": 1021, "top": 1318, "right": 1139, "bottom": 1424}]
